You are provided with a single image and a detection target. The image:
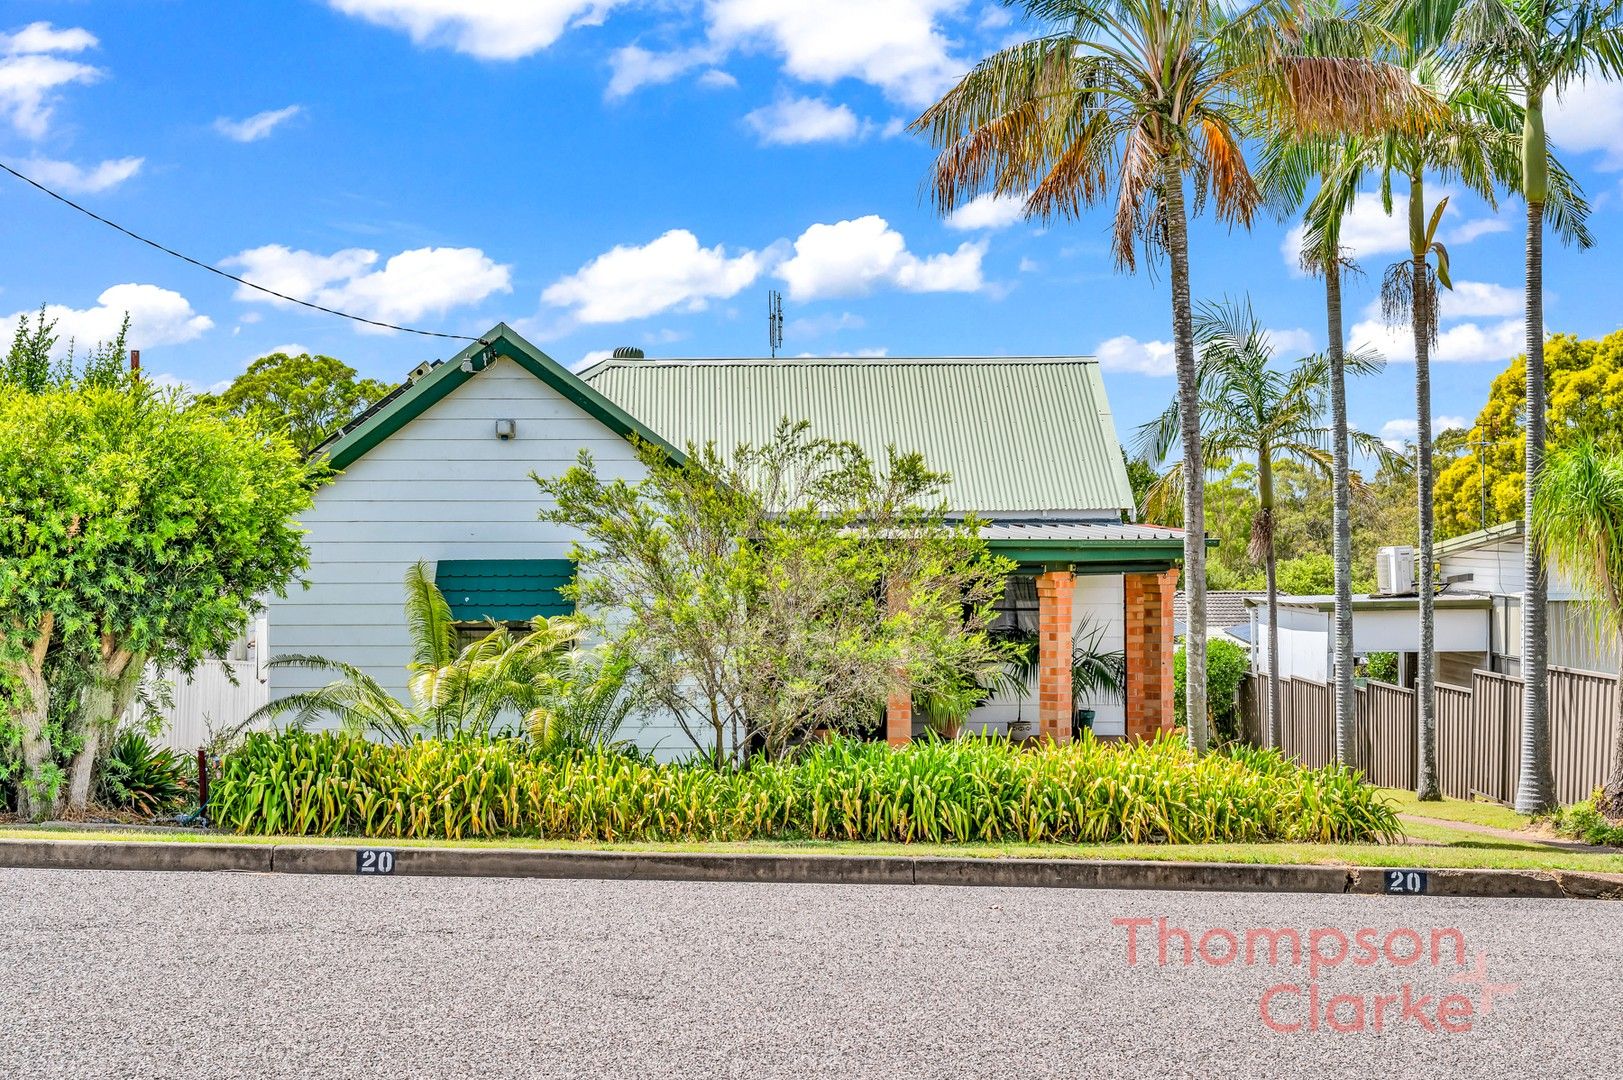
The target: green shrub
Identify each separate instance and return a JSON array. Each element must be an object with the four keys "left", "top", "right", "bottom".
[
  {"left": 1364, "top": 652, "right": 1399, "bottom": 684},
  {"left": 96, "top": 731, "right": 190, "bottom": 815},
  {"left": 1173, "top": 637, "right": 1250, "bottom": 741},
  {"left": 210, "top": 731, "right": 1400, "bottom": 845},
  {"left": 1549, "top": 794, "right": 1623, "bottom": 847}
]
